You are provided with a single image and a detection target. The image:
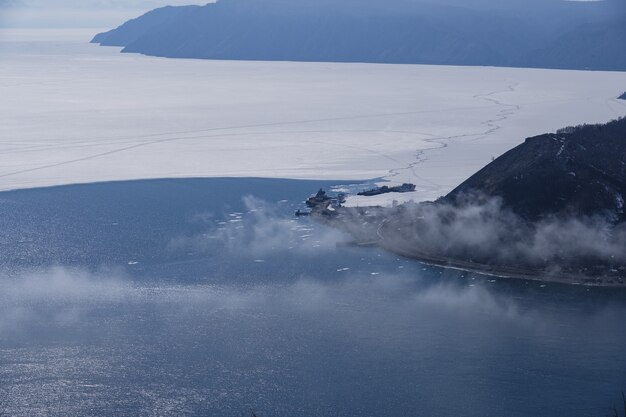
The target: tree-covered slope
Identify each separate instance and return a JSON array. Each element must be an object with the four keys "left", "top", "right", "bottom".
[{"left": 445, "top": 117, "right": 626, "bottom": 222}]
